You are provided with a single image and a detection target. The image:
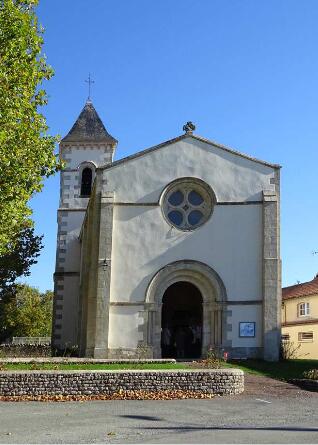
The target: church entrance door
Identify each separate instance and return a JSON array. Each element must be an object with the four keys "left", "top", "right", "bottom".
[{"left": 161, "top": 281, "right": 203, "bottom": 359}]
